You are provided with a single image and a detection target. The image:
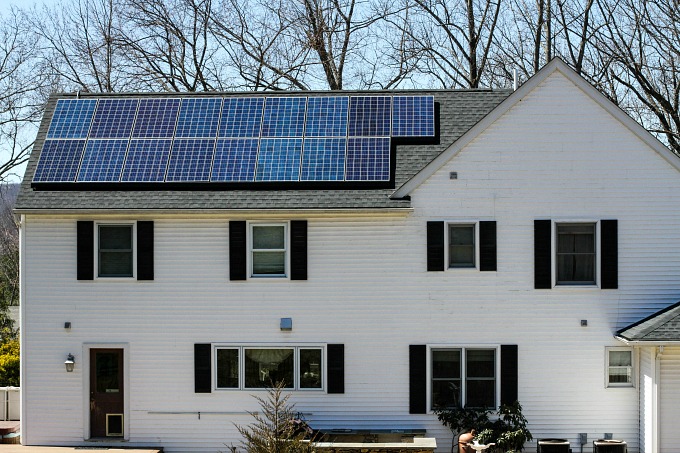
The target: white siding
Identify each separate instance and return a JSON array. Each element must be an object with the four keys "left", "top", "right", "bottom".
[
  {"left": 21, "top": 71, "right": 680, "bottom": 452},
  {"left": 660, "top": 347, "right": 680, "bottom": 453}
]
